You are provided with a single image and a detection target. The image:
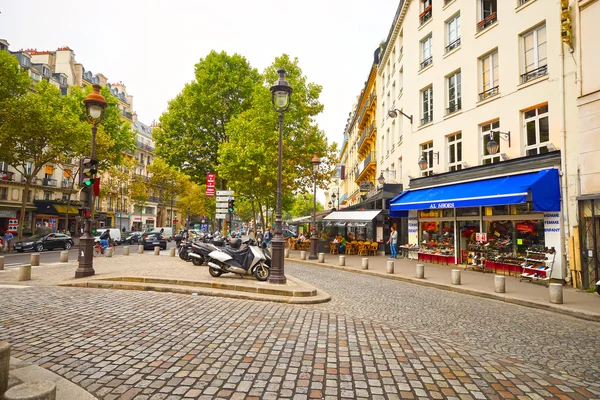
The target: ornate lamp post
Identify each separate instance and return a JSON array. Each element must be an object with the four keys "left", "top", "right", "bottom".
[
  {"left": 269, "top": 69, "right": 293, "bottom": 284},
  {"left": 309, "top": 153, "right": 321, "bottom": 260},
  {"left": 76, "top": 84, "right": 106, "bottom": 278}
]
